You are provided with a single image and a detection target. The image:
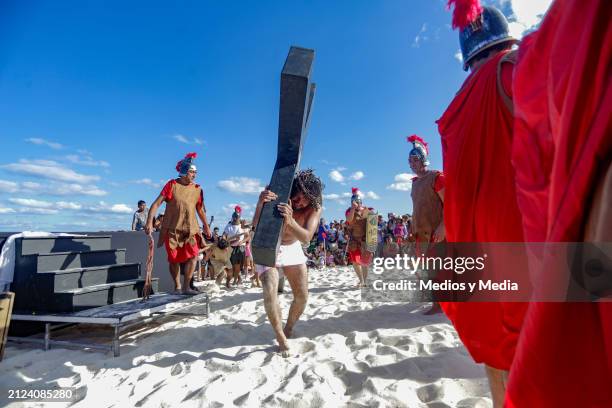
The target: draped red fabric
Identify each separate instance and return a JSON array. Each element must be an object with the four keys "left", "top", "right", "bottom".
[
  {"left": 436, "top": 50, "right": 527, "bottom": 370},
  {"left": 507, "top": 0, "right": 612, "bottom": 406}
]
